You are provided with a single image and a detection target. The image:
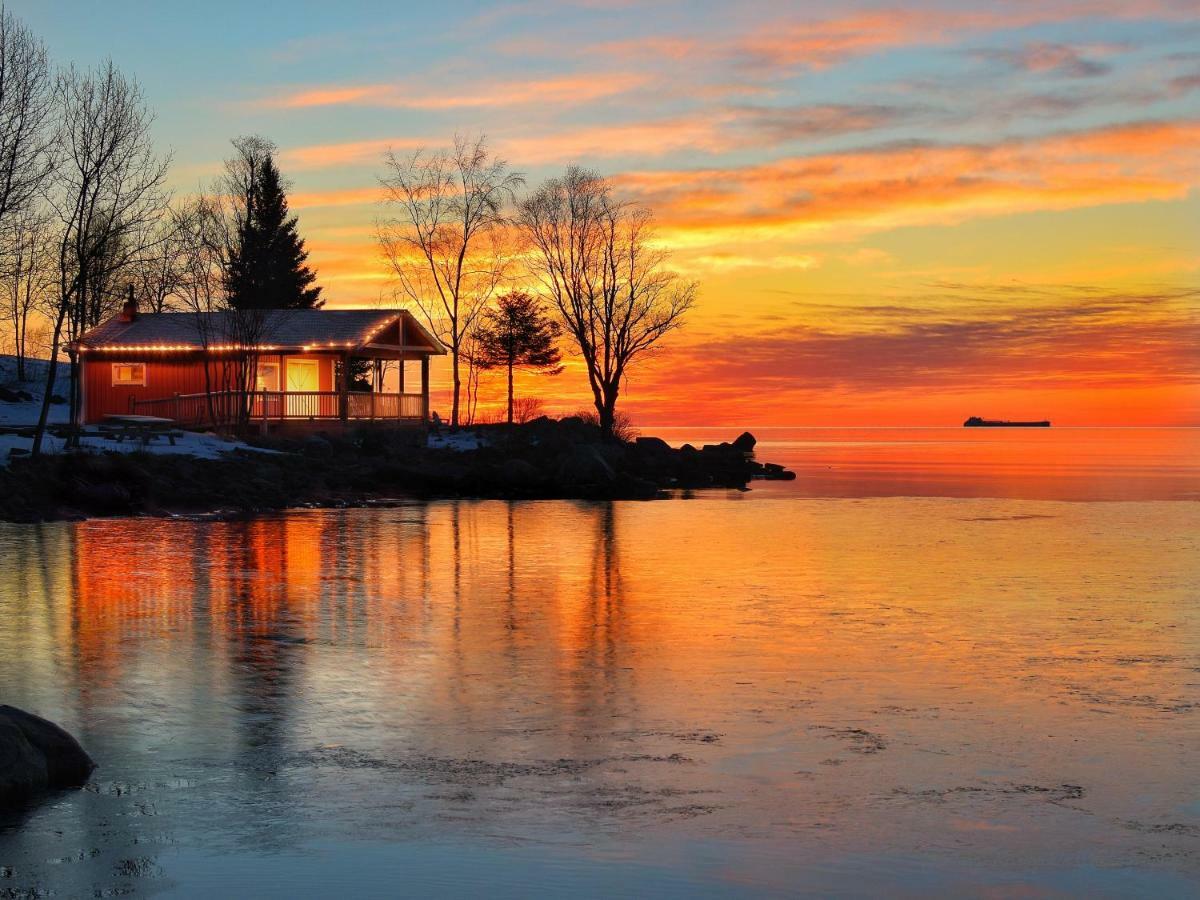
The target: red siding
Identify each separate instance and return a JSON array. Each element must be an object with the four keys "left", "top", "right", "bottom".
[
  {"left": 82, "top": 353, "right": 339, "bottom": 423},
  {"left": 83, "top": 355, "right": 209, "bottom": 422}
]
